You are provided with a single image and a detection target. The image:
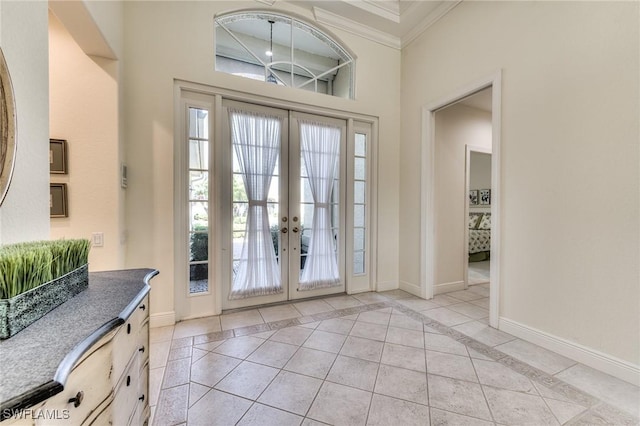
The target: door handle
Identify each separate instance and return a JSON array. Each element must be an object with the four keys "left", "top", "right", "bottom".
[
  {"left": 281, "top": 227, "right": 288, "bottom": 234},
  {"left": 292, "top": 227, "right": 299, "bottom": 233}
]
